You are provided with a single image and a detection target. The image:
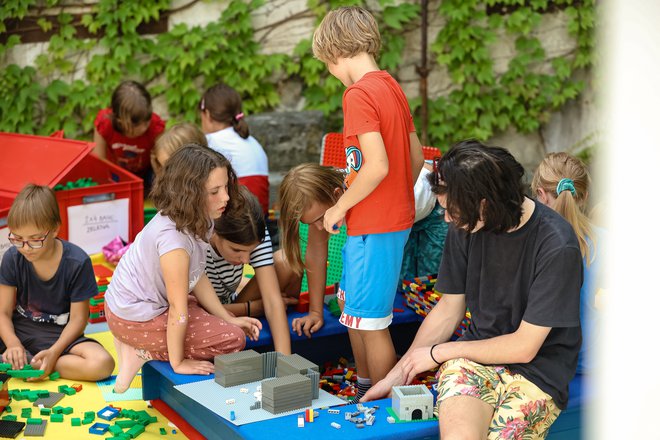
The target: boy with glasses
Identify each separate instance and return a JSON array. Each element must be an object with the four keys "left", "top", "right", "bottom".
[{"left": 0, "top": 184, "right": 114, "bottom": 381}]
